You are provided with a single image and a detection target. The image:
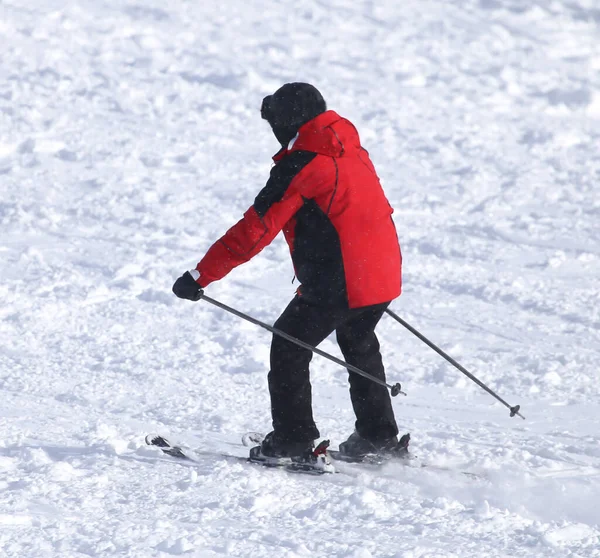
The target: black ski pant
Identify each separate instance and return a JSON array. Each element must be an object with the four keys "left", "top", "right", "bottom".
[{"left": 268, "top": 295, "right": 398, "bottom": 444}]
